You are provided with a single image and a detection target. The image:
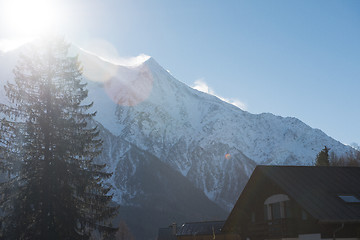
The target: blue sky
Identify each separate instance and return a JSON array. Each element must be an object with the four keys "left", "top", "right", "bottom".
[{"left": 1, "top": 0, "right": 359, "bottom": 145}]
